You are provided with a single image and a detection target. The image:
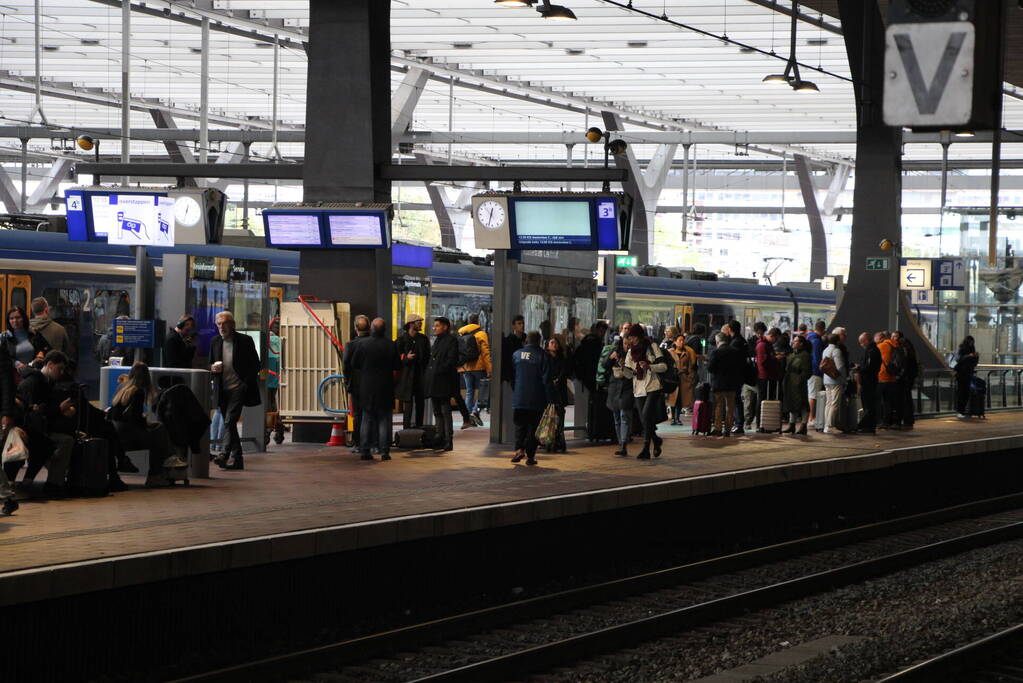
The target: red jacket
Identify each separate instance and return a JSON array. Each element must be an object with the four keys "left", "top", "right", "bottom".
[{"left": 755, "top": 337, "right": 782, "bottom": 380}]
